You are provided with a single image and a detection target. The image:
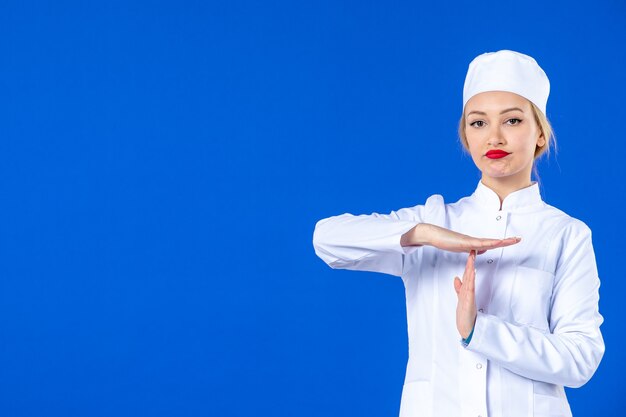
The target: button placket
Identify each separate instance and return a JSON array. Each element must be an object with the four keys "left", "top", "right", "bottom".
[
  {"left": 479, "top": 211, "right": 508, "bottom": 321},
  {"left": 459, "top": 349, "right": 488, "bottom": 417},
  {"left": 494, "top": 211, "right": 508, "bottom": 239}
]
